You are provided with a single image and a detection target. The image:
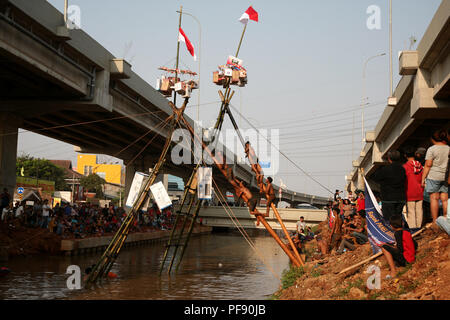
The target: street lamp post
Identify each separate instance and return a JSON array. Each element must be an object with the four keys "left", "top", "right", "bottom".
[
  {"left": 176, "top": 10, "right": 201, "bottom": 122},
  {"left": 361, "top": 53, "right": 386, "bottom": 147},
  {"left": 389, "top": 0, "right": 393, "bottom": 97}
]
